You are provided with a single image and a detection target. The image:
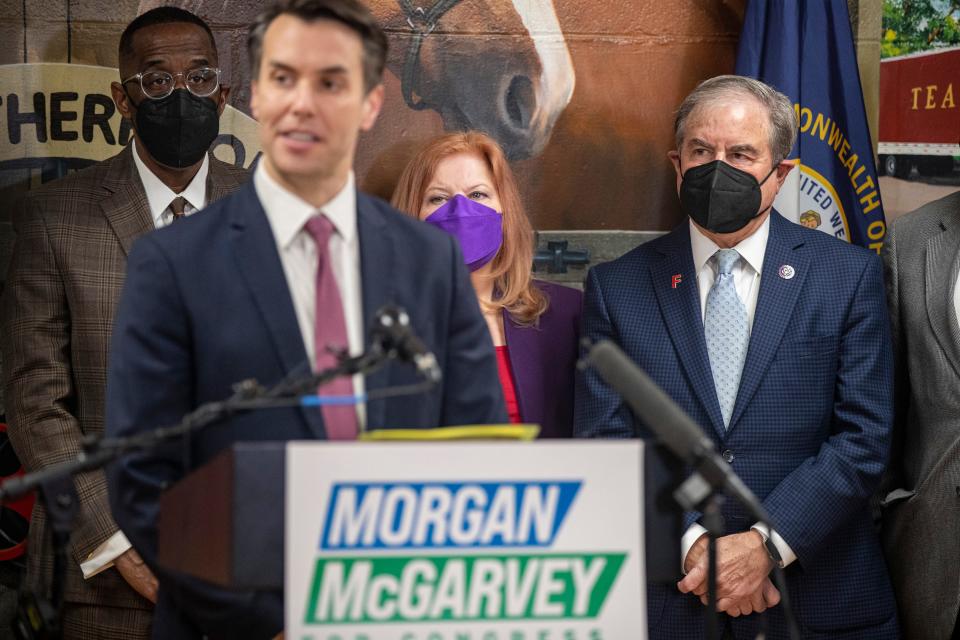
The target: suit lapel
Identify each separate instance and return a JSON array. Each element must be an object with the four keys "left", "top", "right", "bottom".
[
  {"left": 101, "top": 145, "right": 154, "bottom": 256},
  {"left": 924, "top": 215, "right": 960, "bottom": 379},
  {"left": 651, "top": 225, "right": 727, "bottom": 438},
  {"left": 728, "top": 213, "right": 808, "bottom": 429},
  {"left": 205, "top": 153, "right": 242, "bottom": 202},
  {"left": 229, "top": 182, "right": 325, "bottom": 437},
  {"left": 503, "top": 311, "right": 540, "bottom": 426},
  {"left": 357, "top": 194, "right": 396, "bottom": 430}
]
